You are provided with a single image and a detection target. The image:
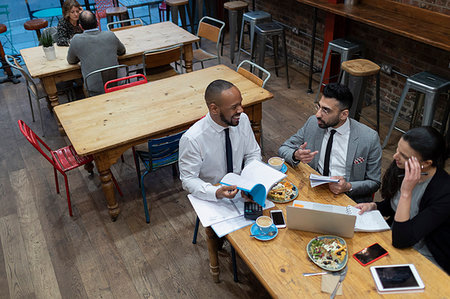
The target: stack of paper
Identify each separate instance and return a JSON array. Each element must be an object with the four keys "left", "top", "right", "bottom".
[{"left": 309, "top": 174, "right": 339, "bottom": 187}]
